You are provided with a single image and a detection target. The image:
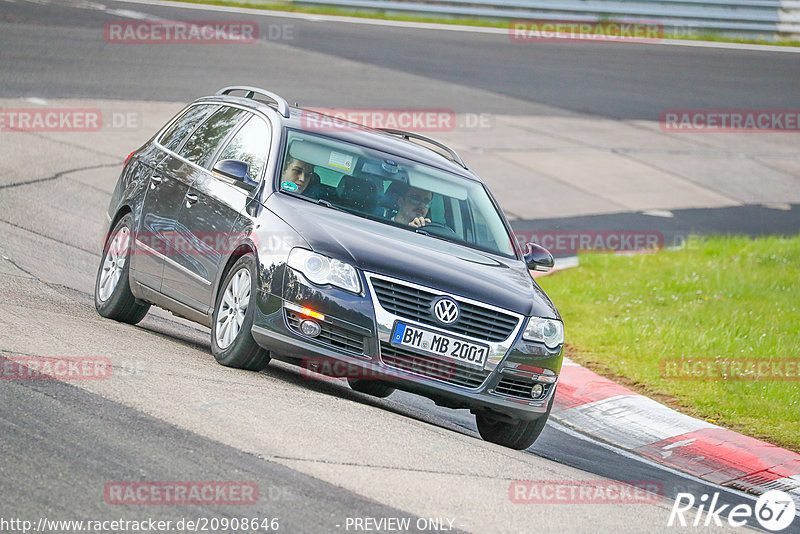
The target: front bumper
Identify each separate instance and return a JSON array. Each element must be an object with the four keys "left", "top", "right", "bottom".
[{"left": 252, "top": 269, "right": 563, "bottom": 420}]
